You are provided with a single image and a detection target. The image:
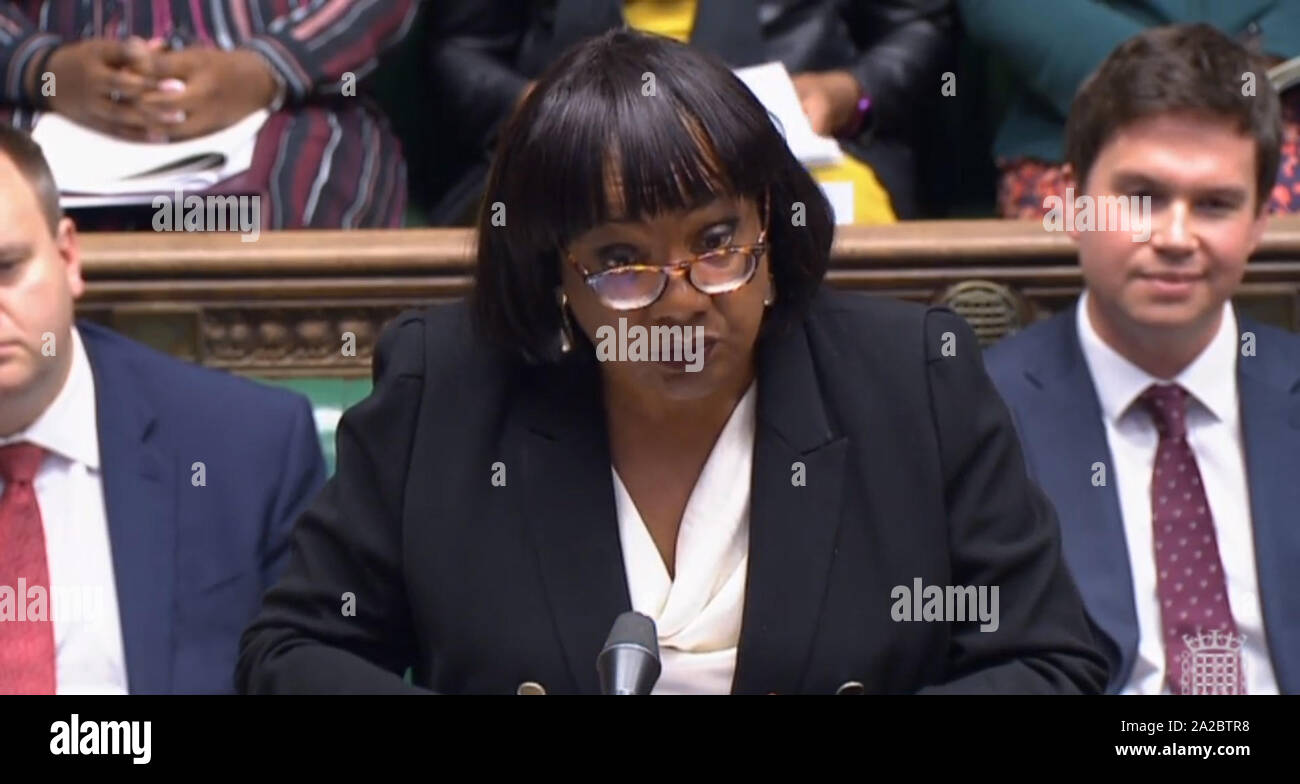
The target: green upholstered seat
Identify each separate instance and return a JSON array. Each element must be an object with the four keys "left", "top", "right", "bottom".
[{"left": 253, "top": 377, "right": 373, "bottom": 476}]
